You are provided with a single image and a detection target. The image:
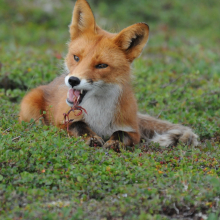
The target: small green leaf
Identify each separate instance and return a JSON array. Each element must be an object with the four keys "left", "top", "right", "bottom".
[{"left": 77, "top": 176, "right": 84, "bottom": 183}]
